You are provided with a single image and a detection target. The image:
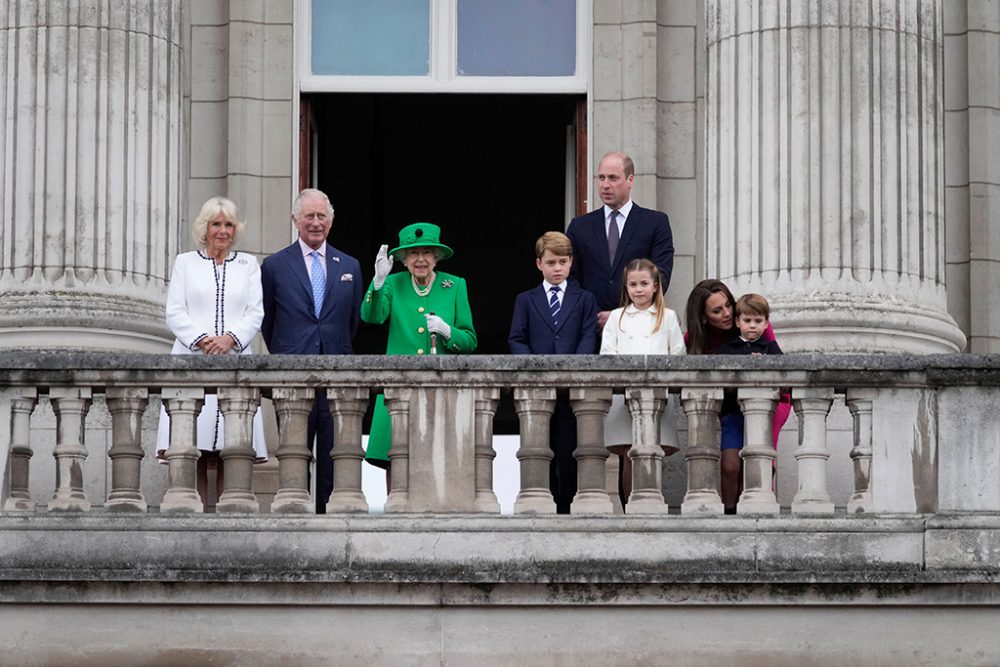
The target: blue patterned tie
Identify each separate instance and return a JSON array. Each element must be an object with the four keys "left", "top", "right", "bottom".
[
  {"left": 549, "top": 285, "right": 560, "bottom": 326},
  {"left": 309, "top": 251, "right": 325, "bottom": 318}
]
